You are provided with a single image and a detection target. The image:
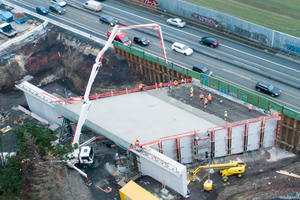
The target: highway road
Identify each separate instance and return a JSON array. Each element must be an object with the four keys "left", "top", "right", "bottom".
[{"left": 6, "top": 0, "right": 300, "bottom": 112}]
